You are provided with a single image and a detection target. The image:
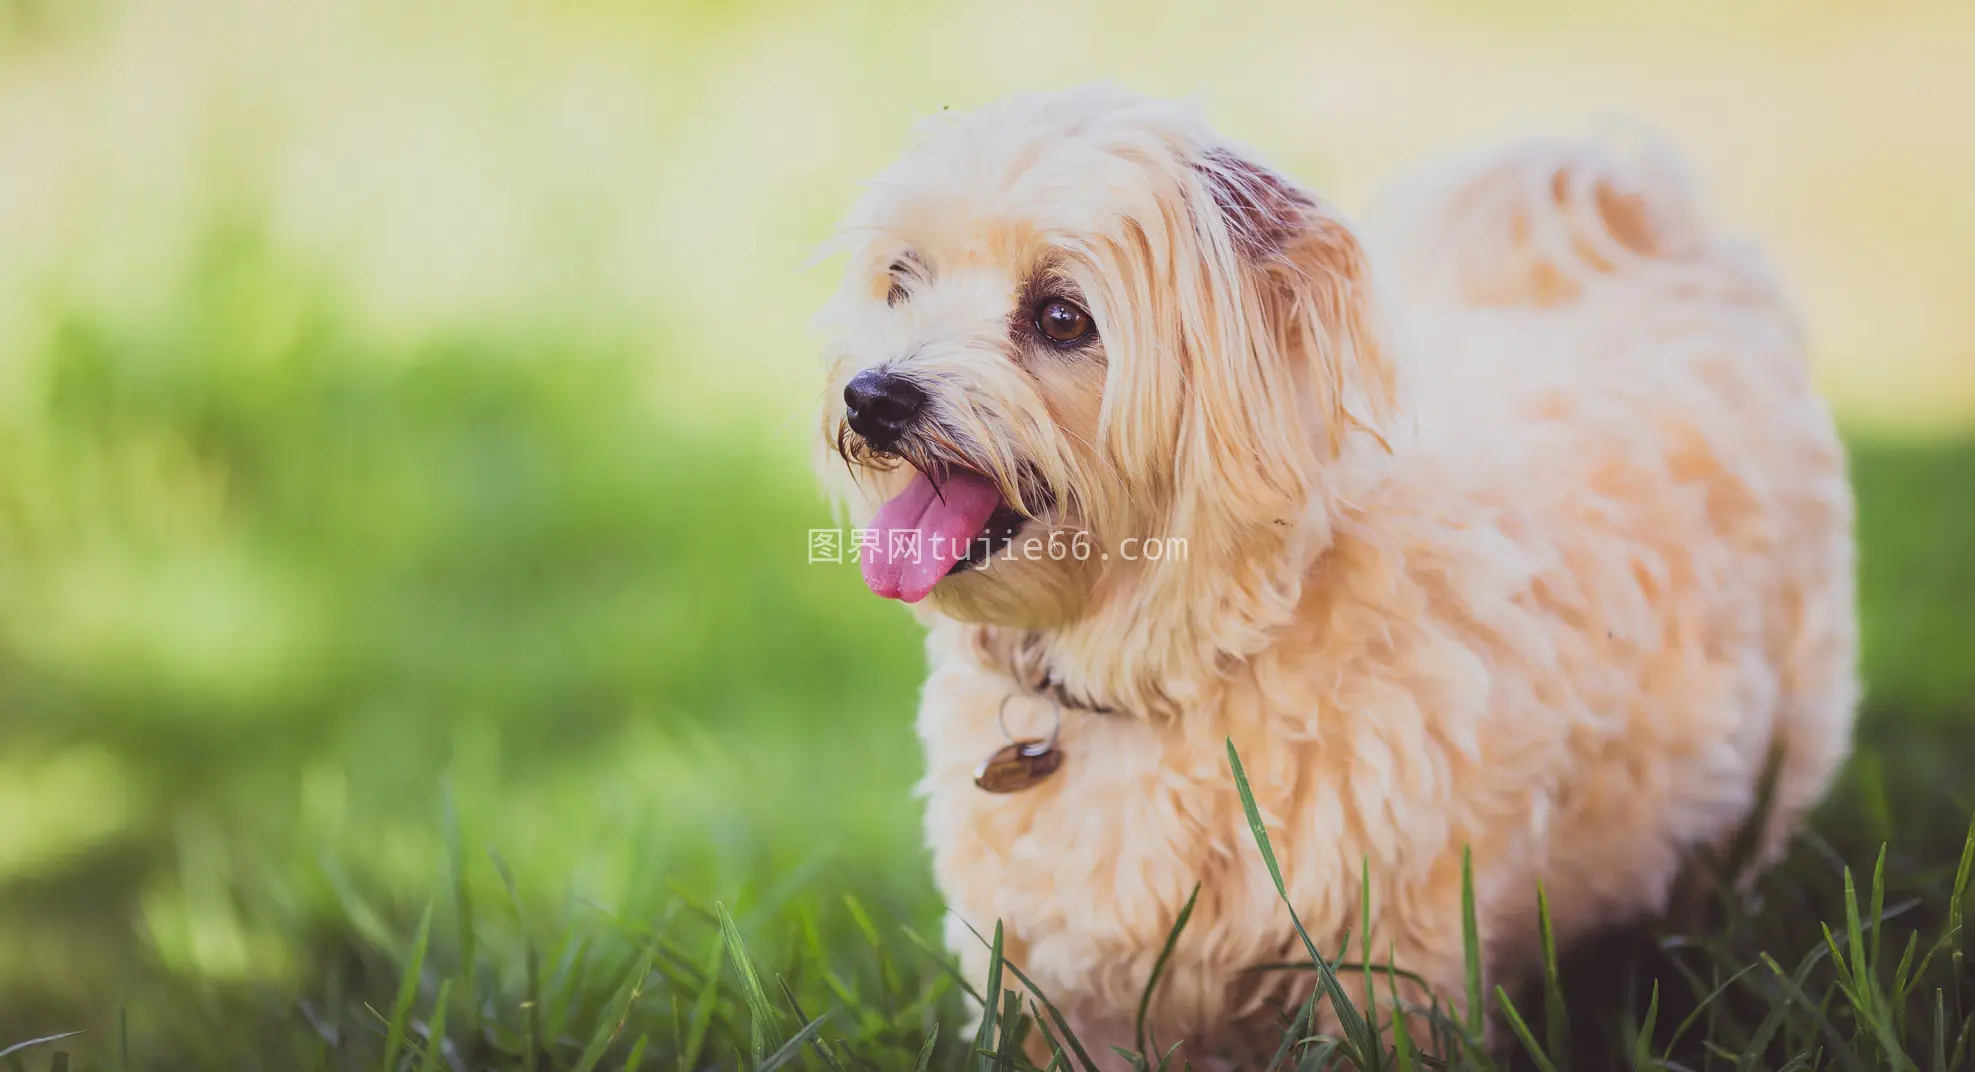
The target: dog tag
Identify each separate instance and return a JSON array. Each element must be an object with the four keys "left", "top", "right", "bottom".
[{"left": 974, "top": 739, "right": 1063, "bottom": 793}]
